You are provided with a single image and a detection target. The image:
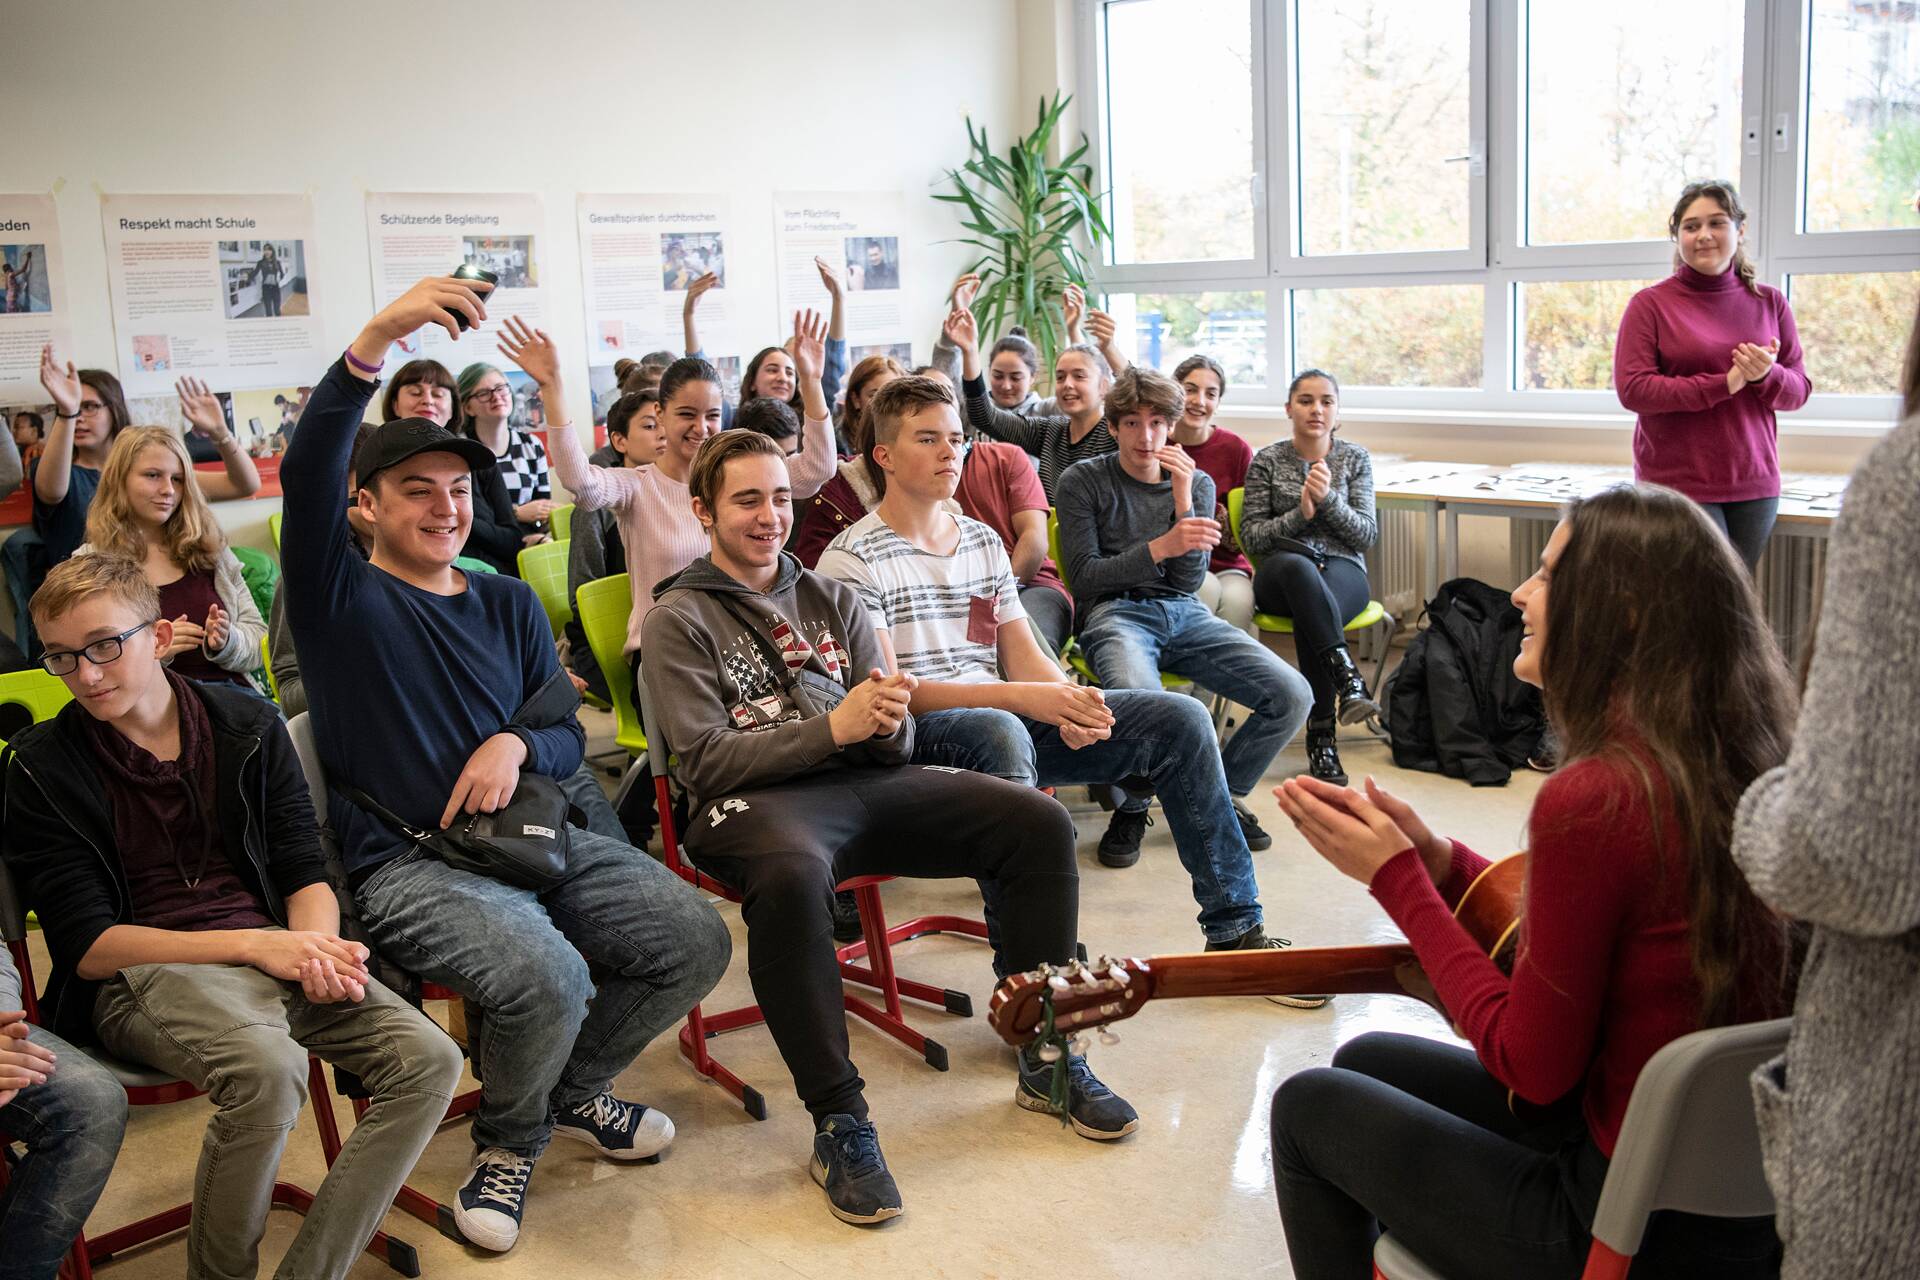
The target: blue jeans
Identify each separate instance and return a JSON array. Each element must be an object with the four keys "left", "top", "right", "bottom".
[
  {"left": 354, "top": 828, "right": 731, "bottom": 1157},
  {"left": 558, "top": 763, "right": 625, "bottom": 841},
  {"left": 0, "top": 1024, "right": 127, "bottom": 1279},
  {"left": 915, "top": 694, "right": 1263, "bottom": 943},
  {"left": 1078, "top": 596, "right": 1312, "bottom": 800}
]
